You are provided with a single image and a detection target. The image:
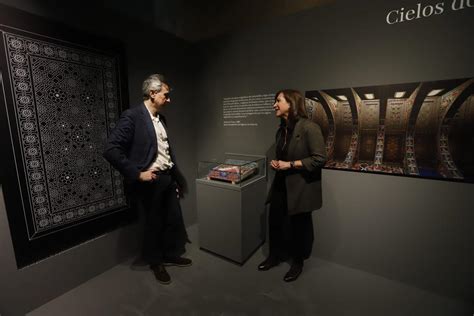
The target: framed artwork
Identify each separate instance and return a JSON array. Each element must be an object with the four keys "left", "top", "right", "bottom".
[
  {"left": 305, "top": 77, "right": 474, "bottom": 183},
  {"left": 0, "top": 5, "right": 132, "bottom": 268}
]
